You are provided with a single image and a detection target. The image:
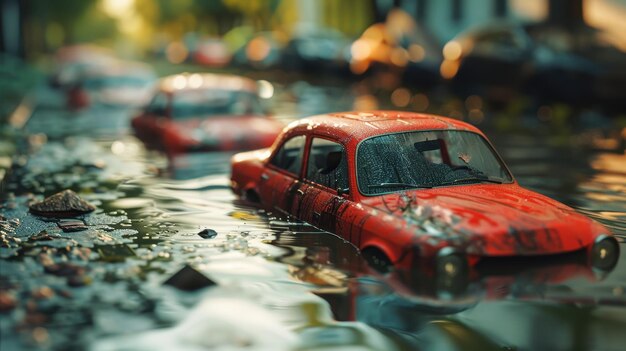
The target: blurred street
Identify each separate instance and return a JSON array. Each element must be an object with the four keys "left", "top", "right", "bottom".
[{"left": 1, "top": 0, "right": 626, "bottom": 350}]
